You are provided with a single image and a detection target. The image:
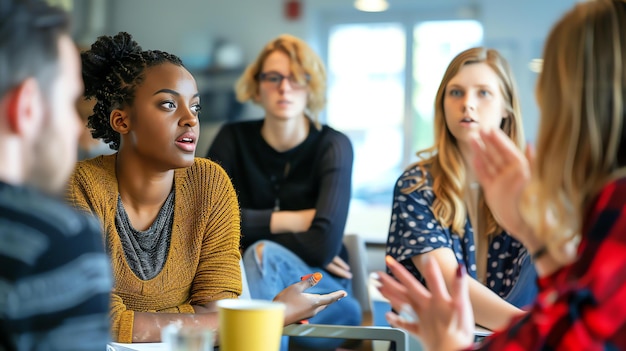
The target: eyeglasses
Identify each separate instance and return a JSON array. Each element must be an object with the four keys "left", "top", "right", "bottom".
[{"left": 257, "top": 72, "right": 310, "bottom": 89}]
